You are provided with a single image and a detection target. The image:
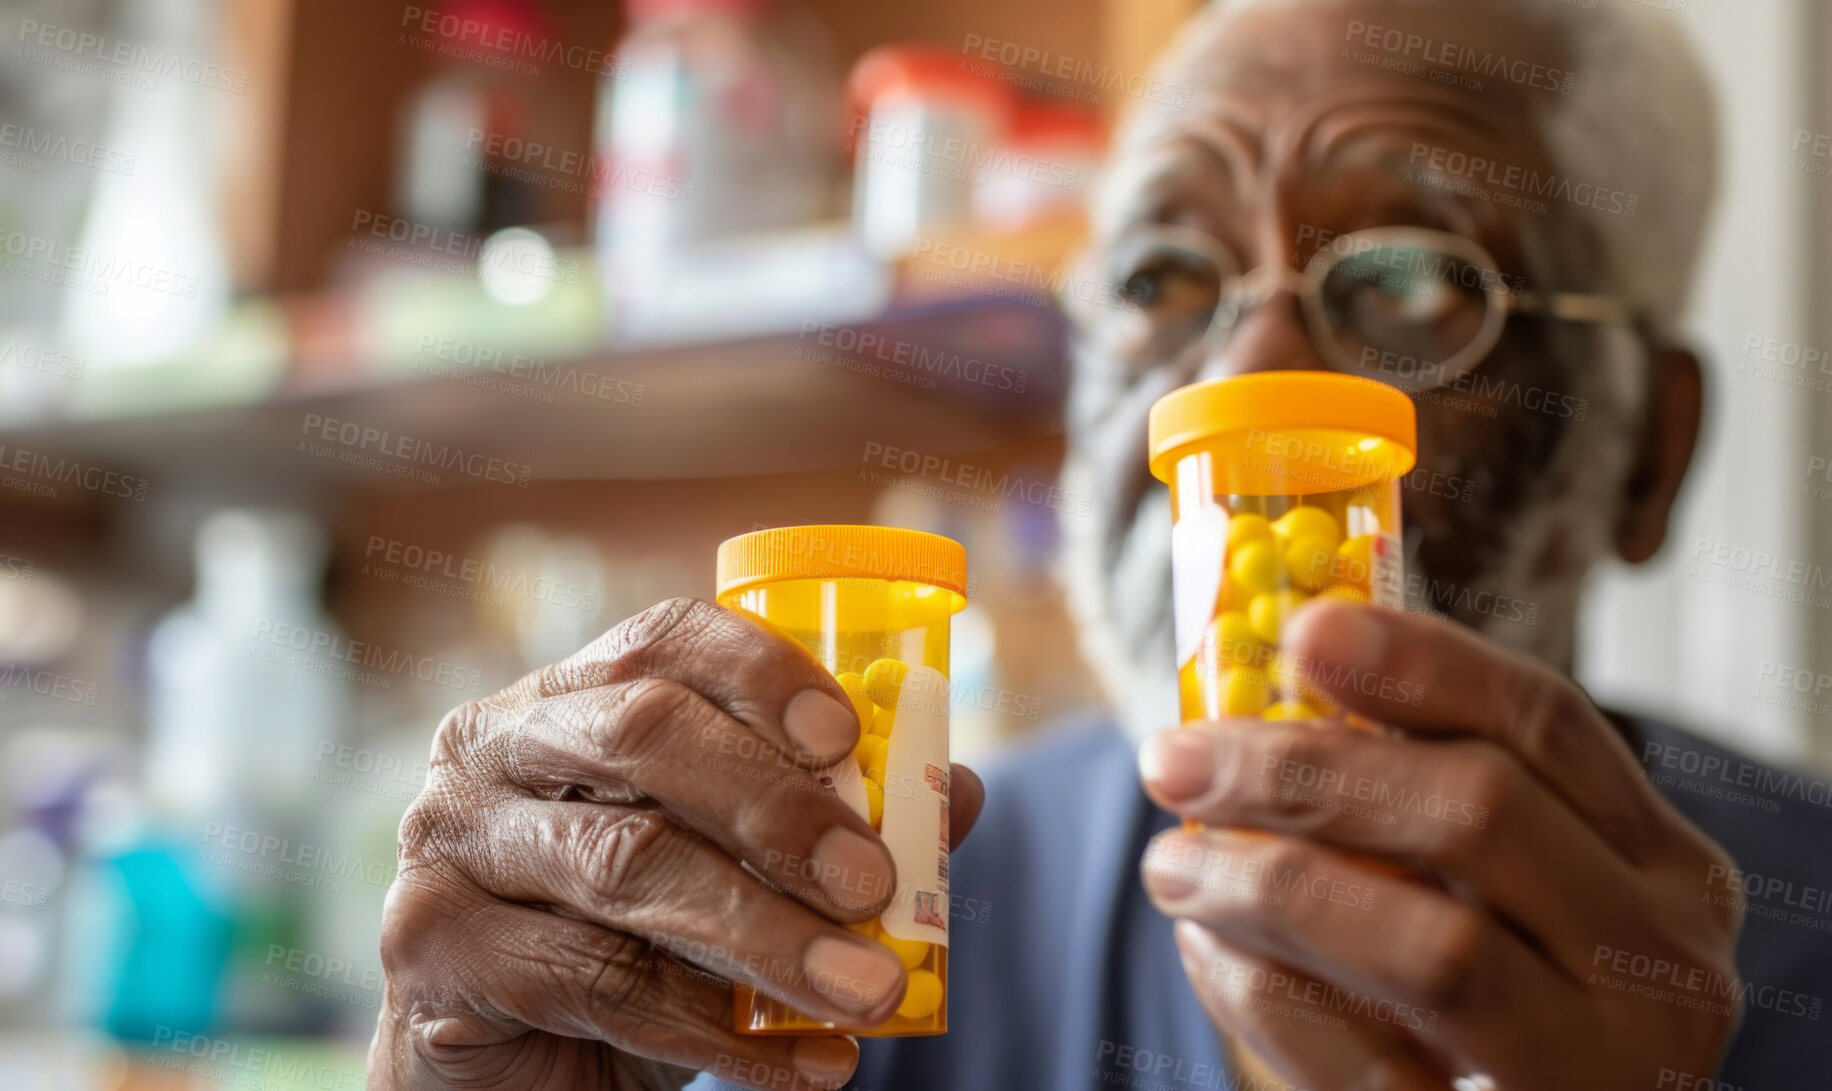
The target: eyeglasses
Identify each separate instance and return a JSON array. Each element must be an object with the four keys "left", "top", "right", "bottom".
[{"left": 1071, "top": 224, "right": 1632, "bottom": 392}]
